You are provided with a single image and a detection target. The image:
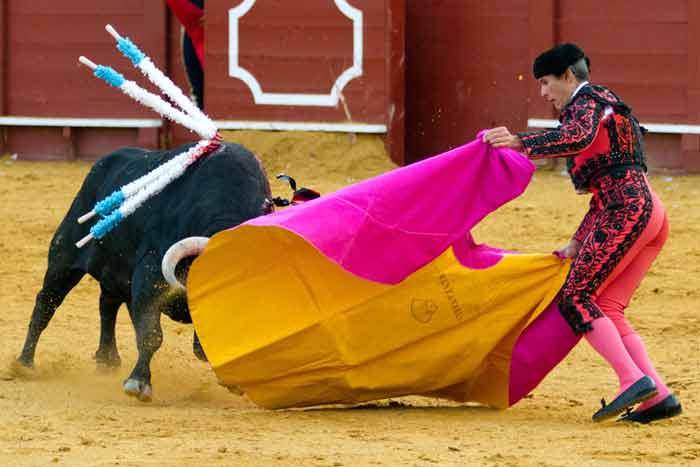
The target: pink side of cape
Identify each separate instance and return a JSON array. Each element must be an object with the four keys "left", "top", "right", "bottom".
[{"left": 248, "top": 133, "right": 533, "bottom": 283}]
